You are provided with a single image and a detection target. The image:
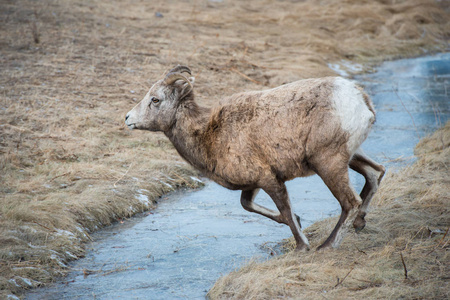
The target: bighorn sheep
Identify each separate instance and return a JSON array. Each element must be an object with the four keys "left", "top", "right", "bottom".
[{"left": 125, "top": 65, "right": 385, "bottom": 250}]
